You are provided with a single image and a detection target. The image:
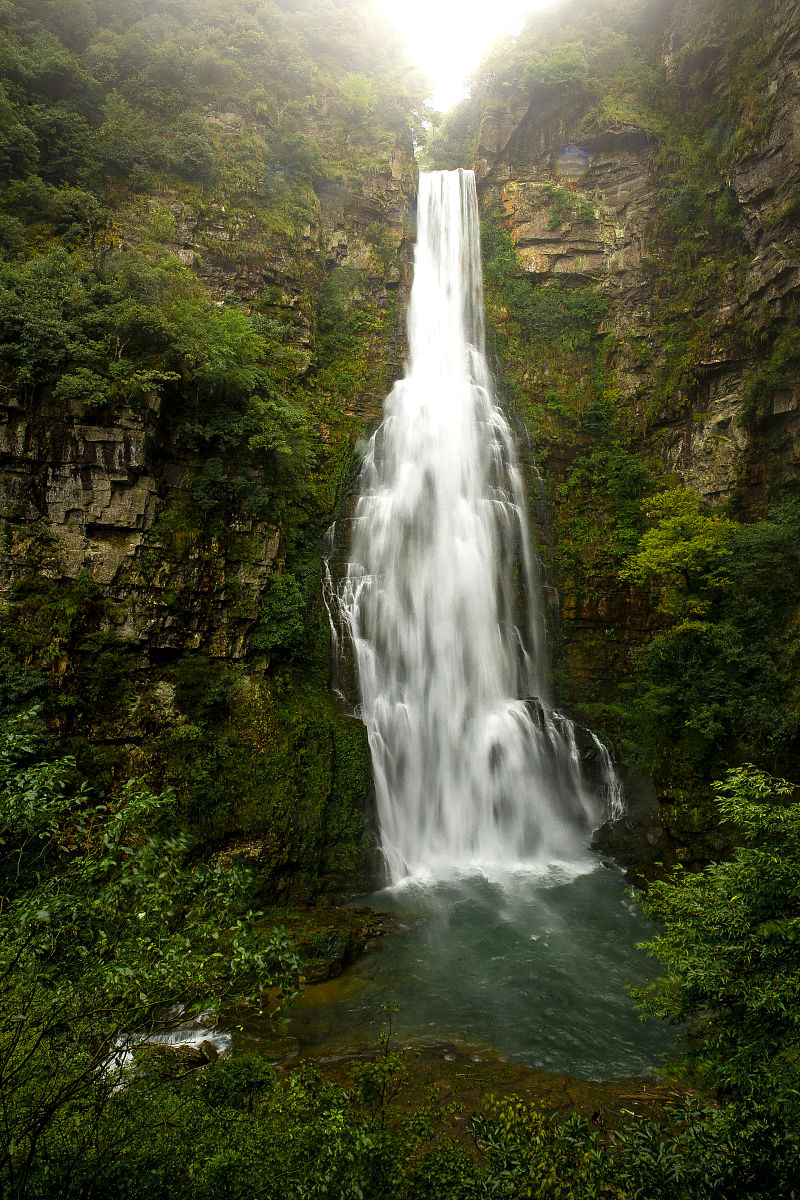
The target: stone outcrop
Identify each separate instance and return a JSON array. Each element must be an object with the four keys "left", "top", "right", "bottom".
[
  {"left": 475, "top": 0, "right": 800, "bottom": 507},
  {"left": 0, "top": 150, "right": 415, "bottom": 663}
]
